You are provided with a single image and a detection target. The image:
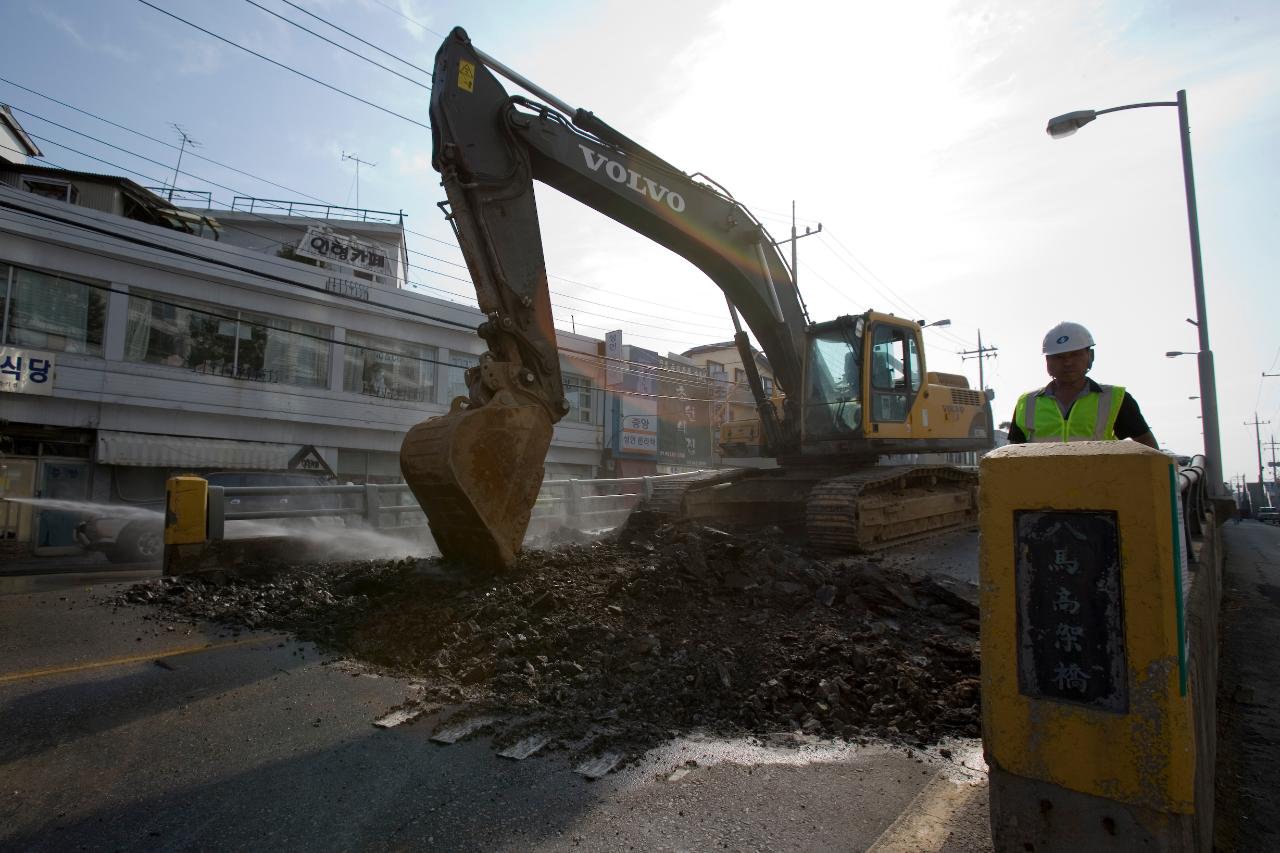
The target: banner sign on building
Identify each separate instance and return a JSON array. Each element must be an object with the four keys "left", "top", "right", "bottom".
[
  {"left": 658, "top": 358, "right": 712, "bottom": 467},
  {"left": 296, "top": 225, "right": 389, "bottom": 275},
  {"left": 0, "top": 346, "right": 54, "bottom": 396},
  {"left": 614, "top": 345, "right": 658, "bottom": 459},
  {"left": 605, "top": 330, "right": 623, "bottom": 388}
]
